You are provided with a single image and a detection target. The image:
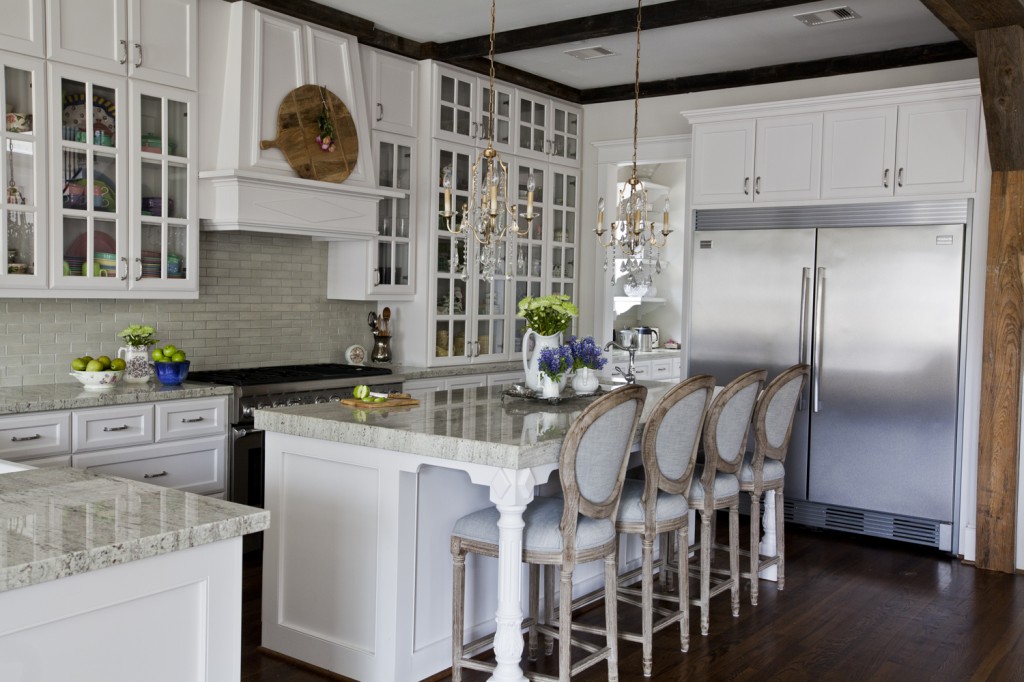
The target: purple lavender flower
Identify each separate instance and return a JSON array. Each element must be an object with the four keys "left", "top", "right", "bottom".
[
  {"left": 568, "top": 336, "right": 607, "bottom": 371},
  {"left": 538, "top": 344, "right": 574, "bottom": 380}
]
